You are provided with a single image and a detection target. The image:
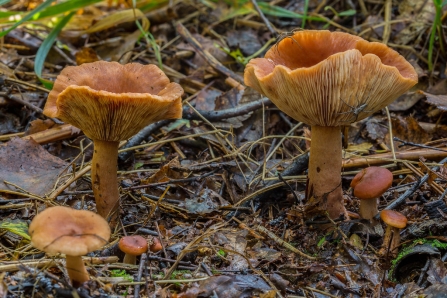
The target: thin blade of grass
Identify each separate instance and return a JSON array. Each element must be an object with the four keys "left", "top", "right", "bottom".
[
  {"left": 36, "top": 0, "right": 103, "bottom": 20},
  {"left": 258, "top": 2, "right": 324, "bottom": 21},
  {"left": 0, "top": 0, "right": 56, "bottom": 38},
  {"left": 34, "top": 11, "right": 75, "bottom": 89}
]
